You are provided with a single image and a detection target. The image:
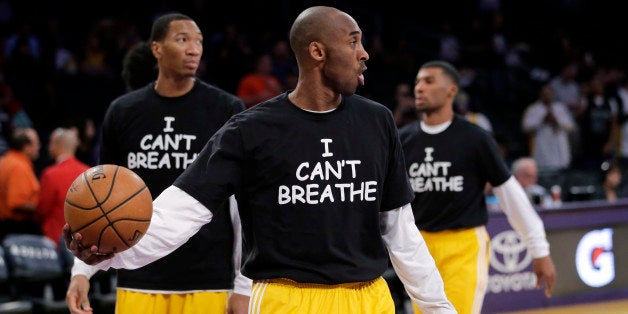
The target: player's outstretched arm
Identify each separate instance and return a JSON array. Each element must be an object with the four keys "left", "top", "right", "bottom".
[
  {"left": 64, "top": 185, "right": 213, "bottom": 270},
  {"left": 380, "top": 204, "right": 457, "bottom": 313}
]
